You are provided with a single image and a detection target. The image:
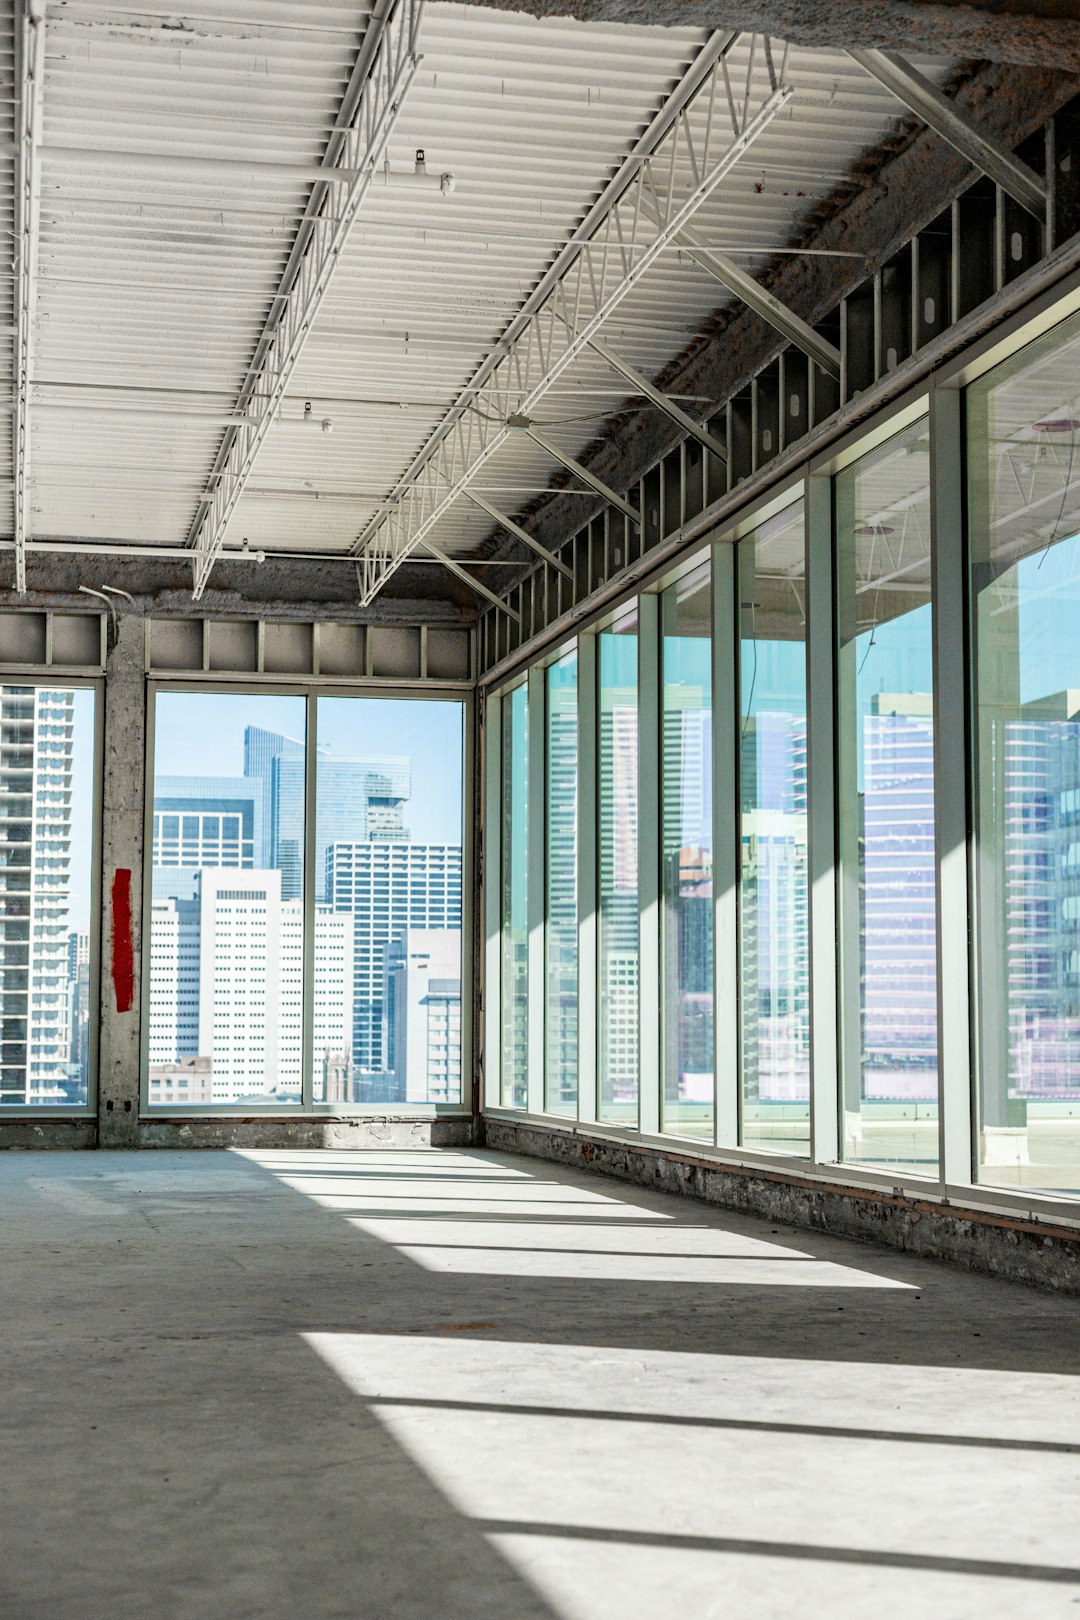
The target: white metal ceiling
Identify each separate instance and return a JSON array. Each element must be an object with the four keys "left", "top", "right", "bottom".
[{"left": 14, "top": 1, "right": 955, "bottom": 599}]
